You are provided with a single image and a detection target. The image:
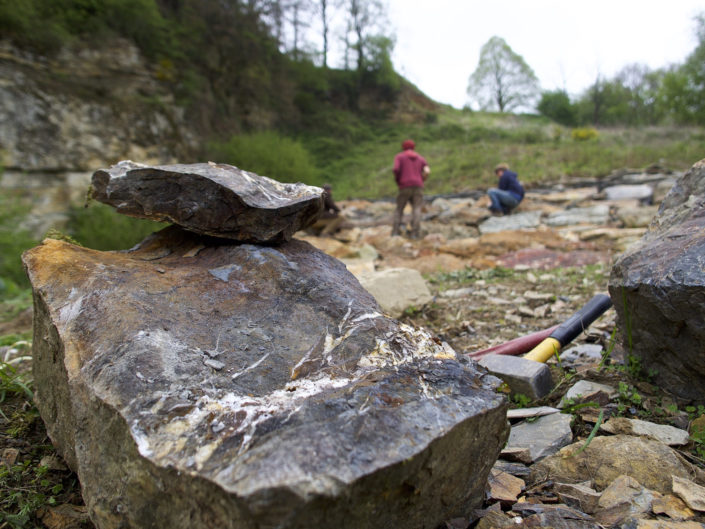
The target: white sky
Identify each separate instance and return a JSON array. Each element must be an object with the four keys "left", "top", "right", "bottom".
[{"left": 387, "top": 1, "right": 704, "bottom": 109}]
